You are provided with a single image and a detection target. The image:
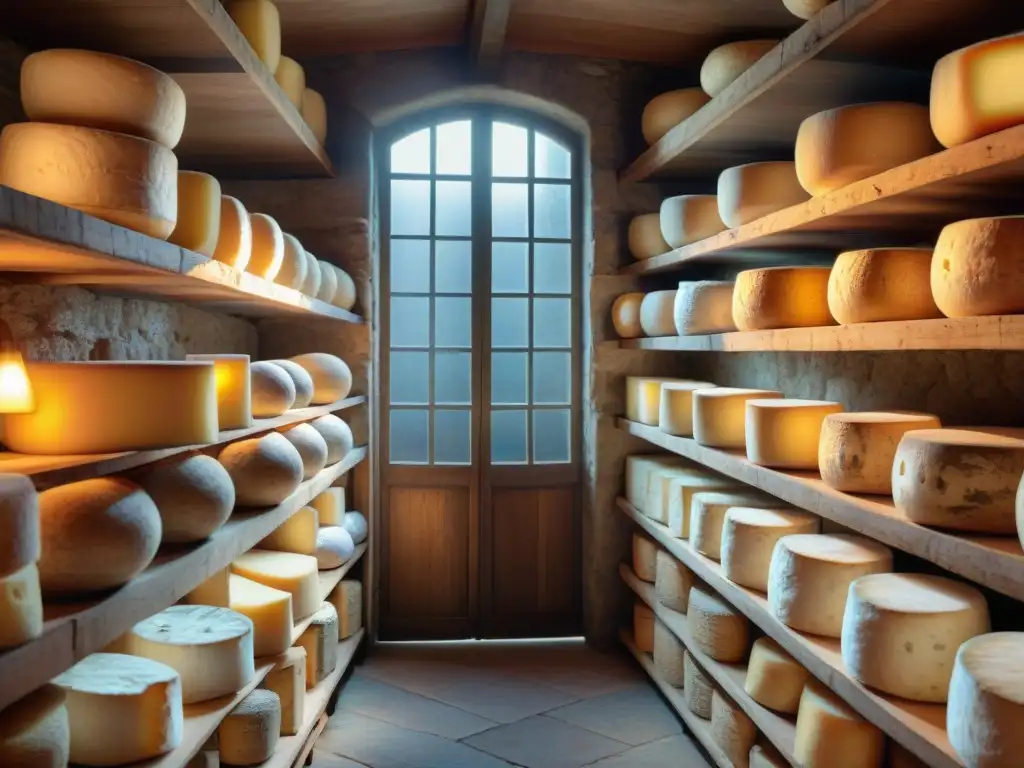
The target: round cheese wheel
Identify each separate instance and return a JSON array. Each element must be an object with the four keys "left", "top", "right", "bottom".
[
  {"left": 0, "top": 122, "right": 177, "bottom": 240},
  {"left": 0, "top": 474, "right": 39, "bottom": 579},
  {"left": 0, "top": 683, "right": 69, "bottom": 768},
  {"left": 783, "top": 0, "right": 834, "bottom": 19},
  {"left": 655, "top": 549, "right": 697, "bottom": 613},
  {"left": 828, "top": 247, "right": 941, "bottom": 324},
  {"left": 611, "top": 293, "right": 645, "bottom": 339},
  {"left": 273, "top": 56, "right": 305, "bottom": 108},
  {"left": 301, "top": 249, "right": 322, "bottom": 297},
  {"left": 673, "top": 280, "right": 737, "bottom": 335},
  {"left": 633, "top": 533, "right": 658, "bottom": 582},
  {"left": 947, "top": 632, "right": 1024, "bottom": 768},
  {"left": 38, "top": 478, "right": 161, "bottom": 596},
  {"left": 688, "top": 585, "right": 749, "bottom": 662},
  {"left": 842, "top": 573, "right": 989, "bottom": 703},
  {"left": 226, "top": 0, "right": 281, "bottom": 74},
  {"left": 218, "top": 688, "right": 280, "bottom": 767},
  {"left": 21, "top": 49, "right": 186, "bottom": 149},
  {"left": 659, "top": 195, "right": 726, "bottom": 249},
  {"left": 750, "top": 743, "right": 788, "bottom": 768},
  {"left": 213, "top": 195, "right": 253, "bottom": 271},
  {"left": 309, "top": 414, "right": 355, "bottom": 464},
  {"left": 301, "top": 87, "right": 328, "bottom": 145},
  {"left": 634, "top": 603, "right": 655, "bottom": 653},
  {"left": 795, "top": 103, "right": 939, "bottom": 196},
  {"left": 711, "top": 689, "right": 757, "bottom": 767},
  {"left": 893, "top": 428, "right": 1024, "bottom": 533},
  {"left": 701, "top": 40, "right": 778, "bottom": 97},
  {"left": 136, "top": 452, "right": 235, "bottom": 543},
  {"left": 316, "top": 259, "right": 338, "bottom": 303},
  {"left": 247, "top": 213, "right": 285, "bottom": 281},
  {"left": 641, "top": 88, "right": 710, "bottom": 145},
  {"left": 744, "top": 637, "right": 809, "bottom": 714},
  {"left": 628, "top": 213, "right": 670, "bottom": 260},
  {"left": 733, "top": 266, "right": 835, "bottom": 331},
  {"left": 795, "top": 680, "right": 884, "bottom": 768},
  {"left": 768, "top": 534, "right": 893, "bottom": 638},
  {"left": 278, "top": 422, "right": 328, "bottom": 479},
  {"left": 658, "top": 380, "right": 717, "bottom": 436},
  {"left": 168, "top": 171, "right": 222, "bottom": 257},
  {"left": 692, "top": 387, "right": 783, "bottom": 449},
  {"left": 276, "top": 233, "right": 307, "bottom": 290},
  {"left": 689, "top": 491, "right": 775, "bottom": 560},
  {"left": 721, "top": 506, "right": 821, "bottom": 592},
  {"left": 291, "top": 353, "right": 353, "bottom": 403},
  {"left": 266, "top": 359, "right": 315, "bottom": 409},
  {"left": 342, "top": 510, "right": 368, "bottom": 544},
  {"left": 745, "top": 398, "right": 845, "bottom": 469},
  {"left": 653, "top": 617, "right": 686, "bottom": 687},
  {"left": 315, "top": 526, "right": 355, "bottom": 569},
  {"left": 683, "top": 650, "right": 714, "bottom": 718},
  {"left": 250, "top": 360, "right": 296, "bottom": 417},
  {"left": 127, "top": 605, "right": 256, "bottom": 704},
  {"left": 932, "top": 216, "right": 1024, "bottom": 317},
  {"left": 717, "top": 161, "right": 809, "bottom": 228},
  {"left": 218, "top": 432, "right": 304, "bottom": 507},
  {"left": 332, "top": 265, "right": 357, "bottom": 311},
  {"left": 818, "top": 411, "right": 941, "bottom": 494},
  {"left": 639, "top": 290, "right": 677, "bottom": 337}
]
